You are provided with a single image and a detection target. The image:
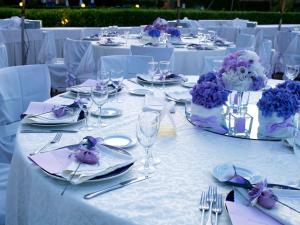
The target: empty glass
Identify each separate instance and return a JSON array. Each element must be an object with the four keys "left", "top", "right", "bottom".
[
  {"left": 91, "top": 84, "right": 108, "bottom": 127},
  {"left": 110, "top": 69, "right": 124, "bottom": 103},
  {"left": 136, "top": 111, "right": 160, "bottom": 176},
  {"left": 284, "top": 65, "right": 299, "bottom": 80},
  {"left": 78, "top": 89, "right": 93, "bottom": 131},
  {"left": 148, "top": 61, "right": 158, "bottom": 90},
  {"left": 159, "top": 61, "right": 171, "bottom": 90}
]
